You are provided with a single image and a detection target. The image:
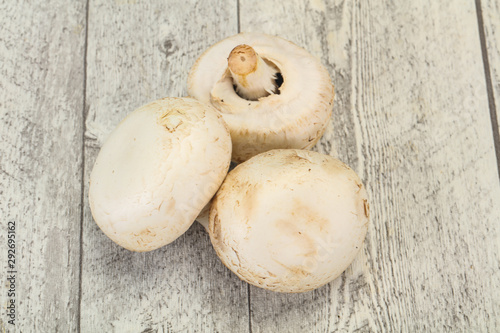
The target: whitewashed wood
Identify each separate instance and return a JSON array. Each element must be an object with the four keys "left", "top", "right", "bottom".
[
  {"left": 1, "top": 1, "right": 498, "bottom": 332},
  {"left": 0, "top": 1, "right": 86, "bottom": 332},
  {"left": 240, "top": 0, "right": 500, "bottom": 332},
  {"left": 80, "top": 1, "right": 250, "bottom": 332},
  {"left": 481, "top": 0, "right": 500, "bottom": 159}
]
